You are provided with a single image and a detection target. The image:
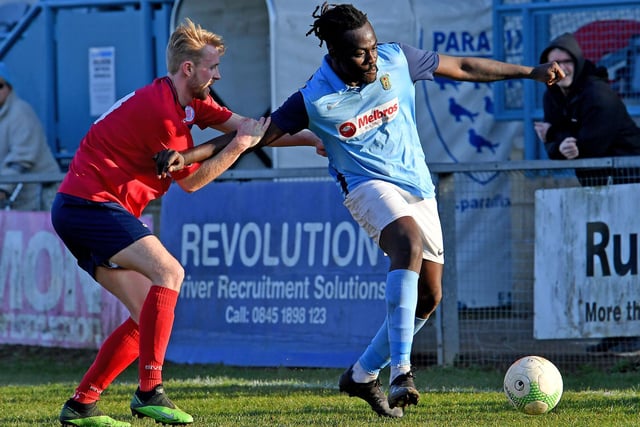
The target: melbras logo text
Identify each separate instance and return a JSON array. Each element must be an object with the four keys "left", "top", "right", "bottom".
[{"left": 337, "top": 98, "right": 399, "bottom": 139}]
